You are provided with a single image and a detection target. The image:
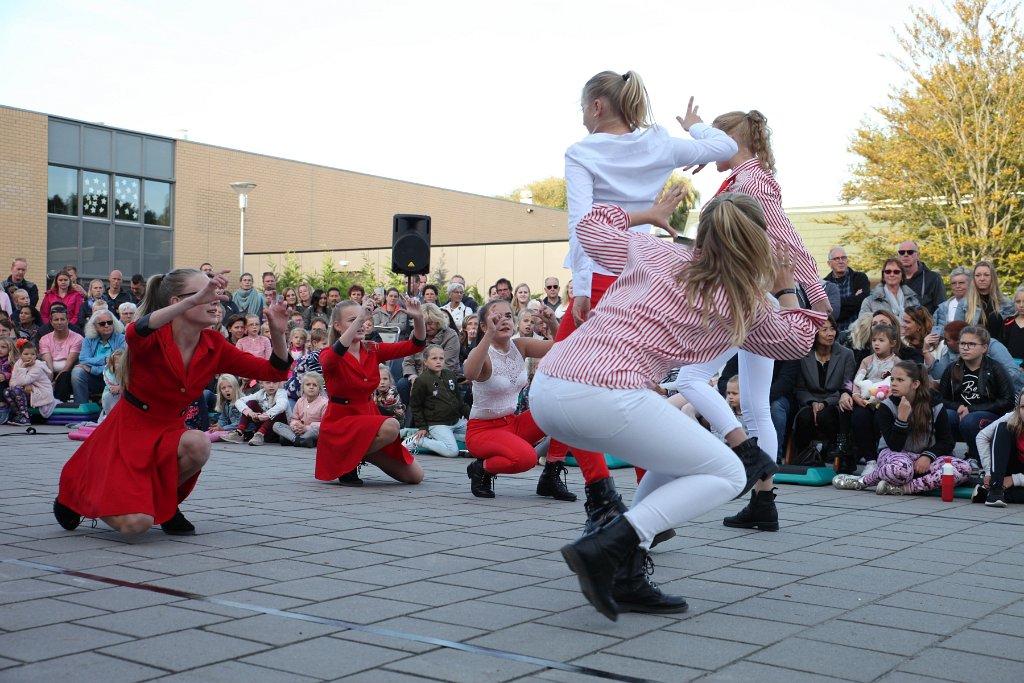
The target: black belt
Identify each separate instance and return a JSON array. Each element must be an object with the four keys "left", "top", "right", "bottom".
[
  {"left": 123, "top": 389, "right": 188, "bottom": 417},
  {"left": 330, "top": 397, "right": 351, "bottom": 405}
]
